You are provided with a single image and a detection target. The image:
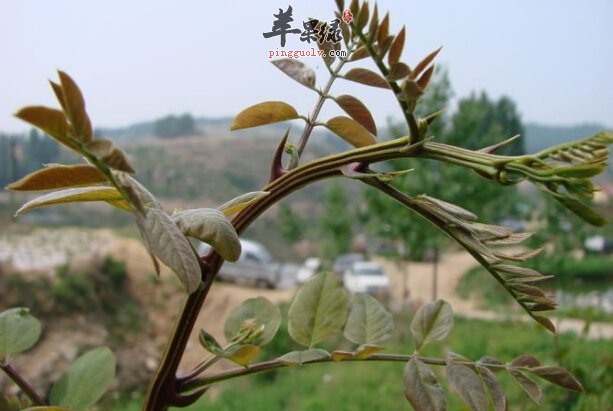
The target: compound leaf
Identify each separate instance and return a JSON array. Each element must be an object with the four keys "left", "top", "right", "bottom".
[
  {"left": 288, "top": 272, "right": 348, "bottom": 347},
  {"left": 50, "top": 347, "right": 115, "bottom": 411}
]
